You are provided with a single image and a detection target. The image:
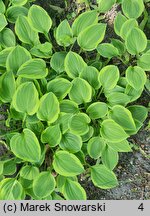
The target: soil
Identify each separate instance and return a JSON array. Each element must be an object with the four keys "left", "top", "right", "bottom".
[{"left": 0, "top": 0, "right": 150, "bottom": 200}]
